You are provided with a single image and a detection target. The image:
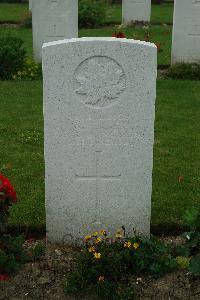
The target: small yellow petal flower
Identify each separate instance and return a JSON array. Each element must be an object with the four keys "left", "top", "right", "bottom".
[
  {"left": 94, "top": 252, "right": 101, "bottom": 259},
  {"left": 98, "top": 275, "right": 105, "bottom": 282},
  {"left": 84, "top": 235, "right": 91, "bottom": 242},
  {"left": 133, "top": 242, "right": 140, "bottom": 250},
  {"left": 115, "top": 230, "right": 123, "bottom": 239},
  {"left": 88, "top": 246, "right": 95, "bottom": 253},
  {"left": 100, "top": 229, "right": 107, "bottom": 236},
  {"left": 92, "top": 232, "right": 99, "bottom": 237},
  {"left": 95, "top": 237, "right": 102, "bottom": 244},
  {"left": 124, "top": 241, "right": 132, "bottom": 248}
]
